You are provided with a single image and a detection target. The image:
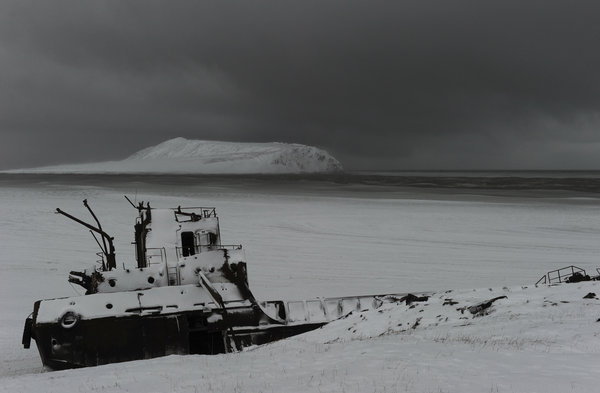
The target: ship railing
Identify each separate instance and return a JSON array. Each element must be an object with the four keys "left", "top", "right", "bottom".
[
  {"left": 145, "top": 247, "right": 180, "bottom": 284},
  {"left": 146, "top": 247, "right": 167, "bottom": 266},
  {"left": 282, "top": 296, "right": 386, "bottom": 324},
  {"left": 174, "top": 207, "right": 217, "bottom": 222},
  {"left": 536, "top": 265, "right": 587, "bottom": 285},
  {"left": 261, "top": 293, "right": 431, "bottom": 325},
  {"left": 176, "top": 244, "right": 242, "bottom": 259}
]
